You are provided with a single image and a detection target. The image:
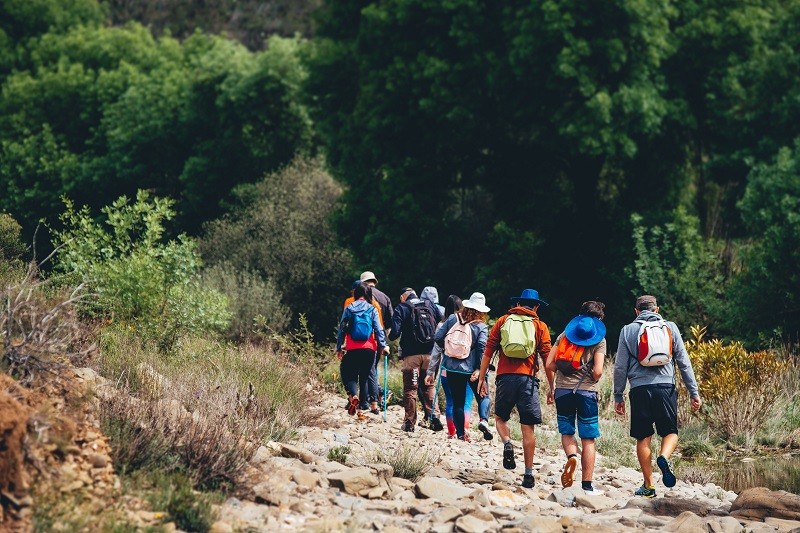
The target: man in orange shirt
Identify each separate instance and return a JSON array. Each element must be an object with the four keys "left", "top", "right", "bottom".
[{"left": 478, "top": 289, "right": 551, "bottom": 489}]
